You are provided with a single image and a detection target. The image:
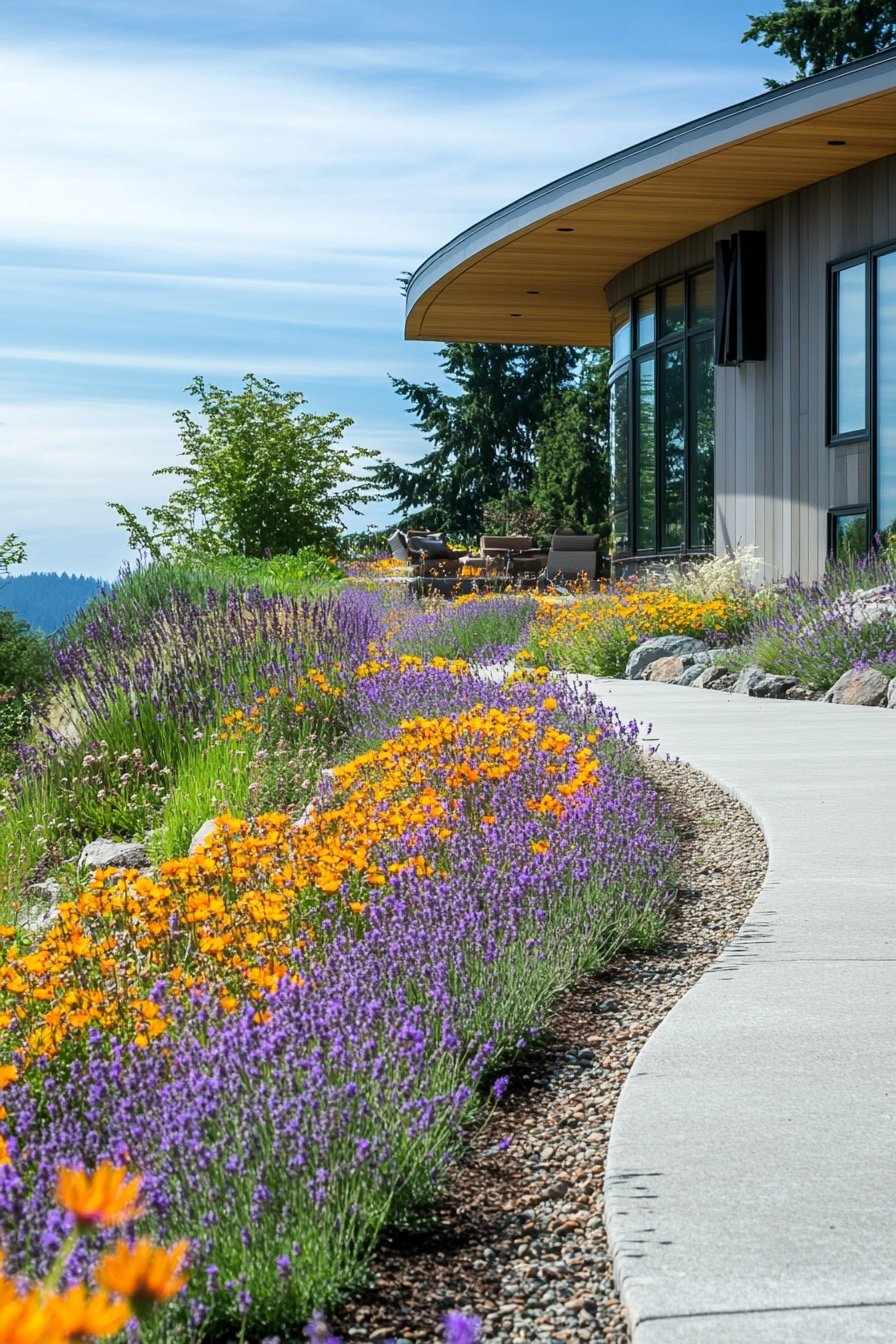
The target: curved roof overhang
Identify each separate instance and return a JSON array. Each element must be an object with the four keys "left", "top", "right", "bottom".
[{"left": 405, "top": 47, "right": 896, "bottom": 347}]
